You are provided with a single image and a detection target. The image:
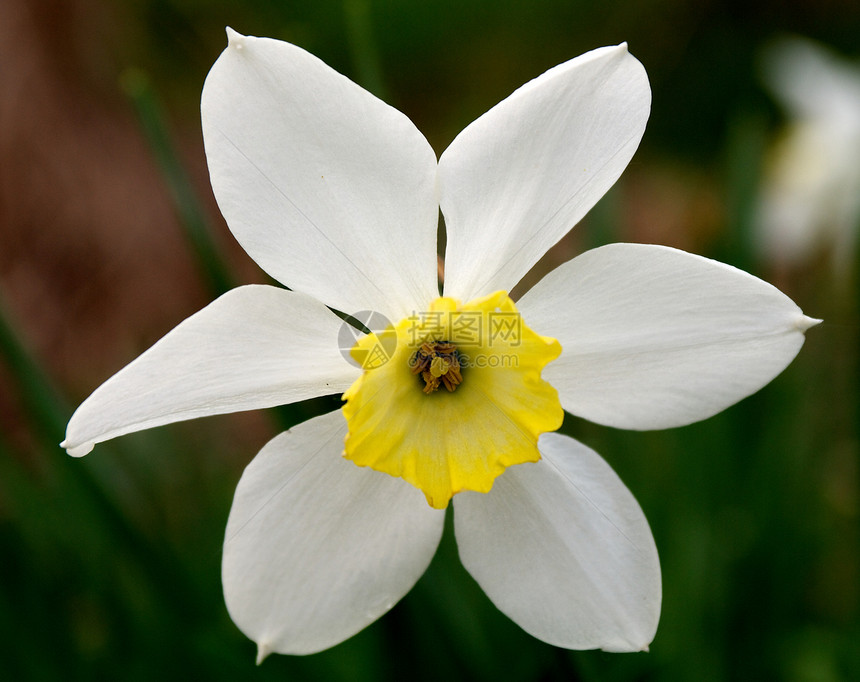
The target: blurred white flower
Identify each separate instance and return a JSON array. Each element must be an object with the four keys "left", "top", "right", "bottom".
[
  {"left": 63, "top": 30, "right": 818, "bottom": 661},
  {"left": 756, "top": 37, "right": 860, "bottom": 269}
]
